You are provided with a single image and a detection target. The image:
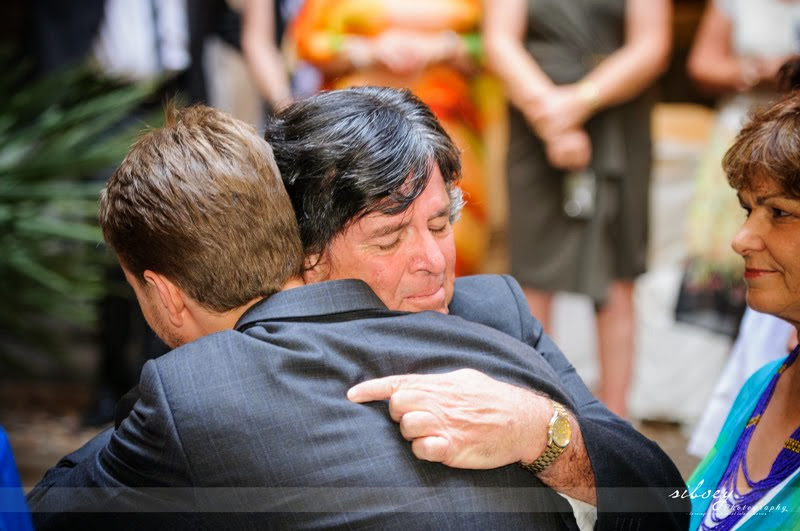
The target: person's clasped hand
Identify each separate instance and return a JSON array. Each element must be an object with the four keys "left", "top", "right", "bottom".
[
  {"left": 372, "top": 30, "right": 456, "bottom": 76},
  {"left": 528, "top": 85, "right": 595, "bottom": 141},
  {"left": 545, "top": 128, "right": 592, "bottom": 171}
]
